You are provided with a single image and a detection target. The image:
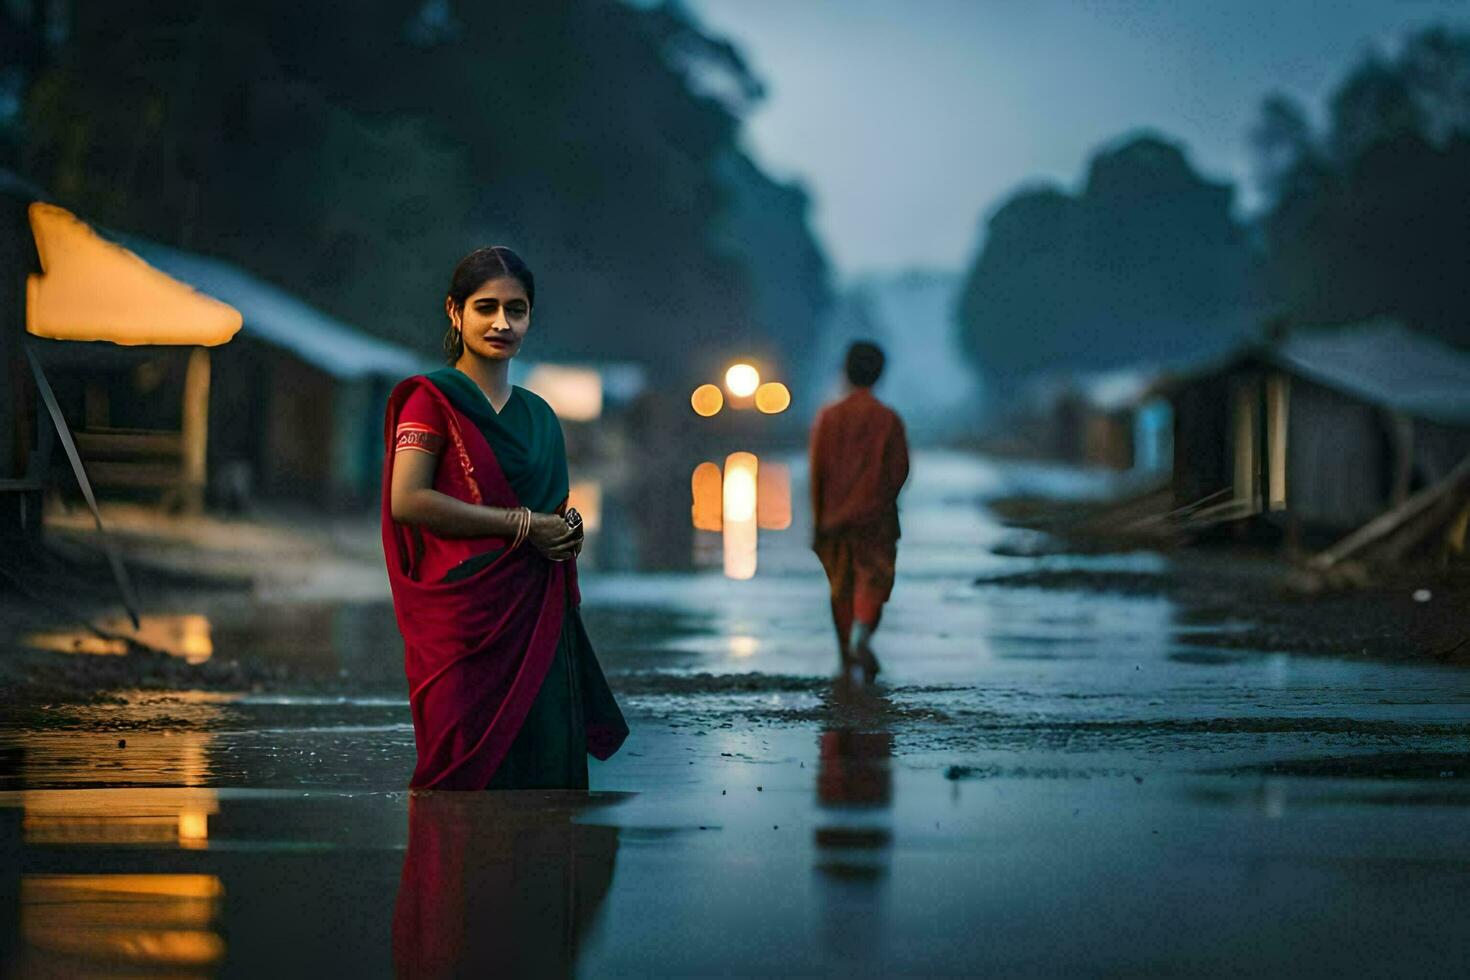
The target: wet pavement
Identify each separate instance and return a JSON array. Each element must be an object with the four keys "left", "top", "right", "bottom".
[{"left": 3, "top": 451, "right": 1470, "bottom": 976}]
